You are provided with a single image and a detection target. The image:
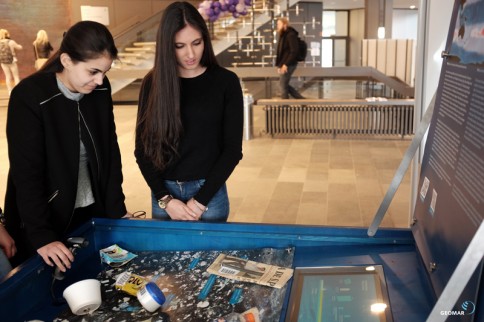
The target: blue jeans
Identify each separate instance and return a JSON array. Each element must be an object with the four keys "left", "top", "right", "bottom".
[
  {"left": 151, "top": 180, "right": 229, "bottom": 222},
  {"left": 0, "top": 249, "right": 12, "bottom": 280},
  {"left": 279, "top": 64, "right": 304, "bottom": 99}
]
